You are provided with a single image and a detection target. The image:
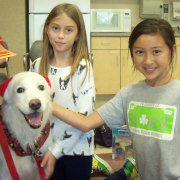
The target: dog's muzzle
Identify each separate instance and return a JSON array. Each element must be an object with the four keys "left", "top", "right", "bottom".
[{"left": 24, "top": 99, "right": 43, "bottom": 129}]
